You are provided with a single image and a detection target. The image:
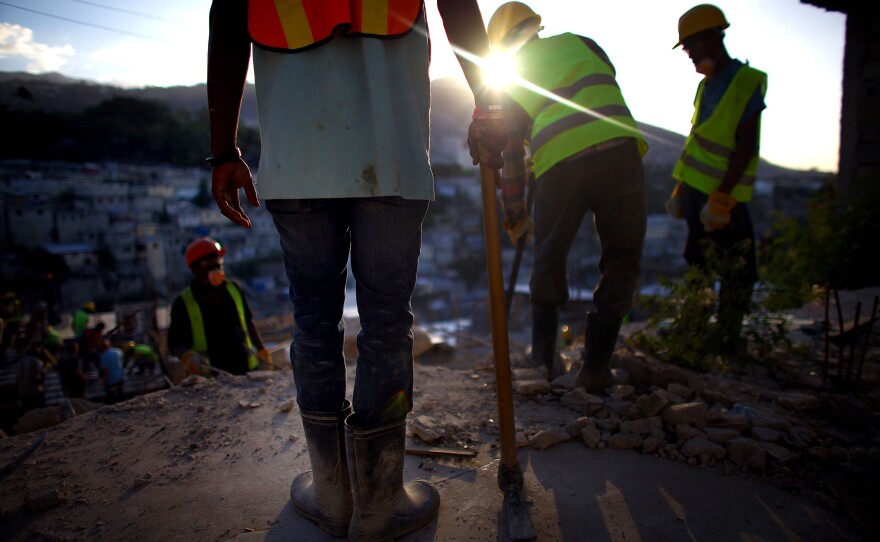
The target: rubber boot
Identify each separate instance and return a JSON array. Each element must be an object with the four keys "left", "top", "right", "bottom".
[
  {"left": 532, "top": 303, "right": 564, "bottom": 379},
  {"left": 345, "top": 415, "right": 439, "bottom": 542},
  {"left": 291, "top": 400, "right": 353, "bottom": 537},
  {"left": 574, "top": 313, "right": 621, "bottom": 394}
]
